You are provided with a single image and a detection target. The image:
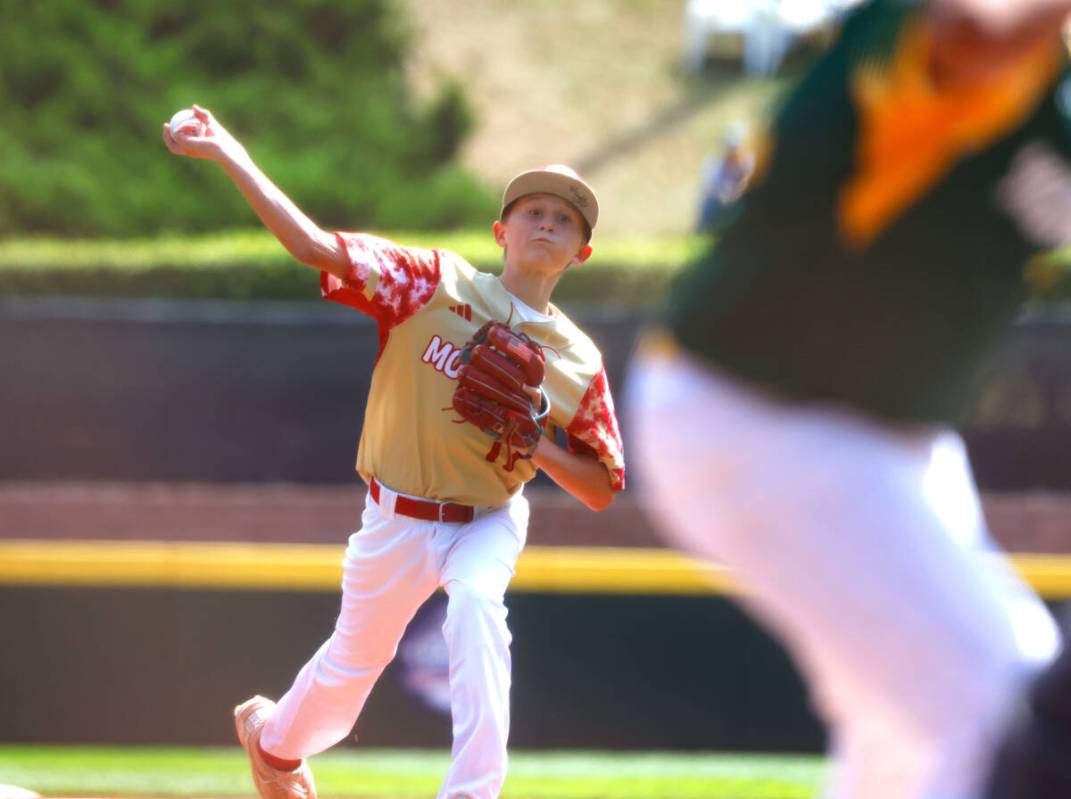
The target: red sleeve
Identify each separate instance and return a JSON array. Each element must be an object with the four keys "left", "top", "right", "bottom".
[
  {"left": 565, "top": 366, "right": 626, "bottom": 491},
  {"left": 321, "top": 232, "right": 441, "bottom": 330}
]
